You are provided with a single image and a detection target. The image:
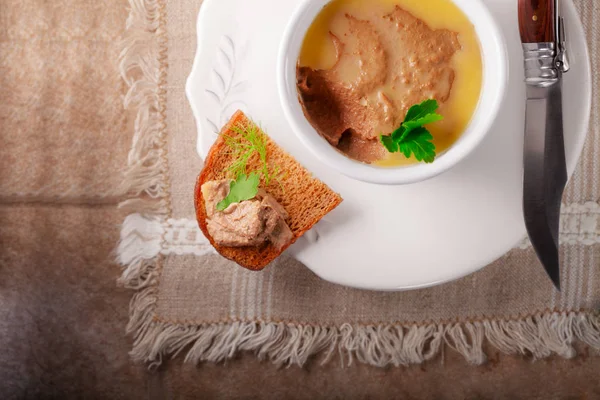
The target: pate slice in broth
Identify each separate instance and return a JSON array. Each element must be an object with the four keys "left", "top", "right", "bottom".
[{"left": 297, "top": 0, "right": 483, "bottom": 166}]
